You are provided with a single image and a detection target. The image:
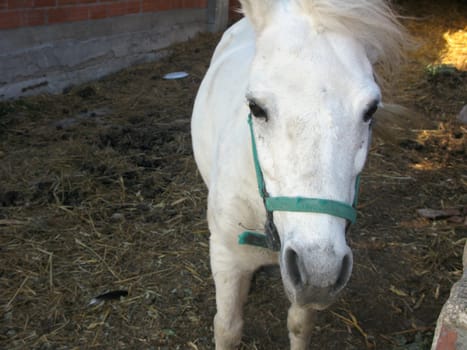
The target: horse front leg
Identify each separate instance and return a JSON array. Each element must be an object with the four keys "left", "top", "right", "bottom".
[
  {"left": 287, "top": 303, "right": 316, "bottom": 350},
  {"left": 211, "top": 244, "right": 253, "bottom": 350}
]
